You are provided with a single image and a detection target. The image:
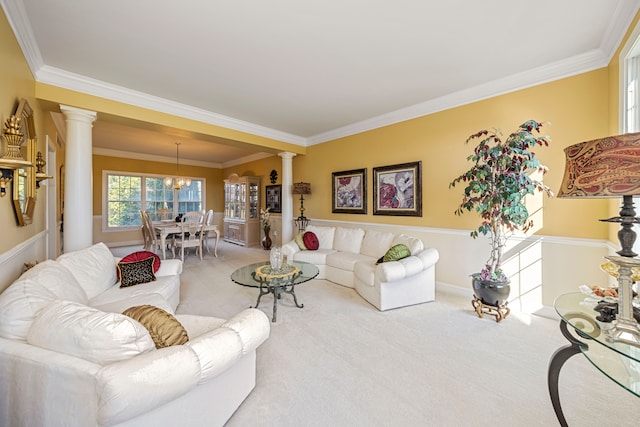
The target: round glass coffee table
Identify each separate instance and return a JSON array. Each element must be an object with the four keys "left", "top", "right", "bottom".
[{"left": 231, "top": 261, "right": 319, "bottom": 322}]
